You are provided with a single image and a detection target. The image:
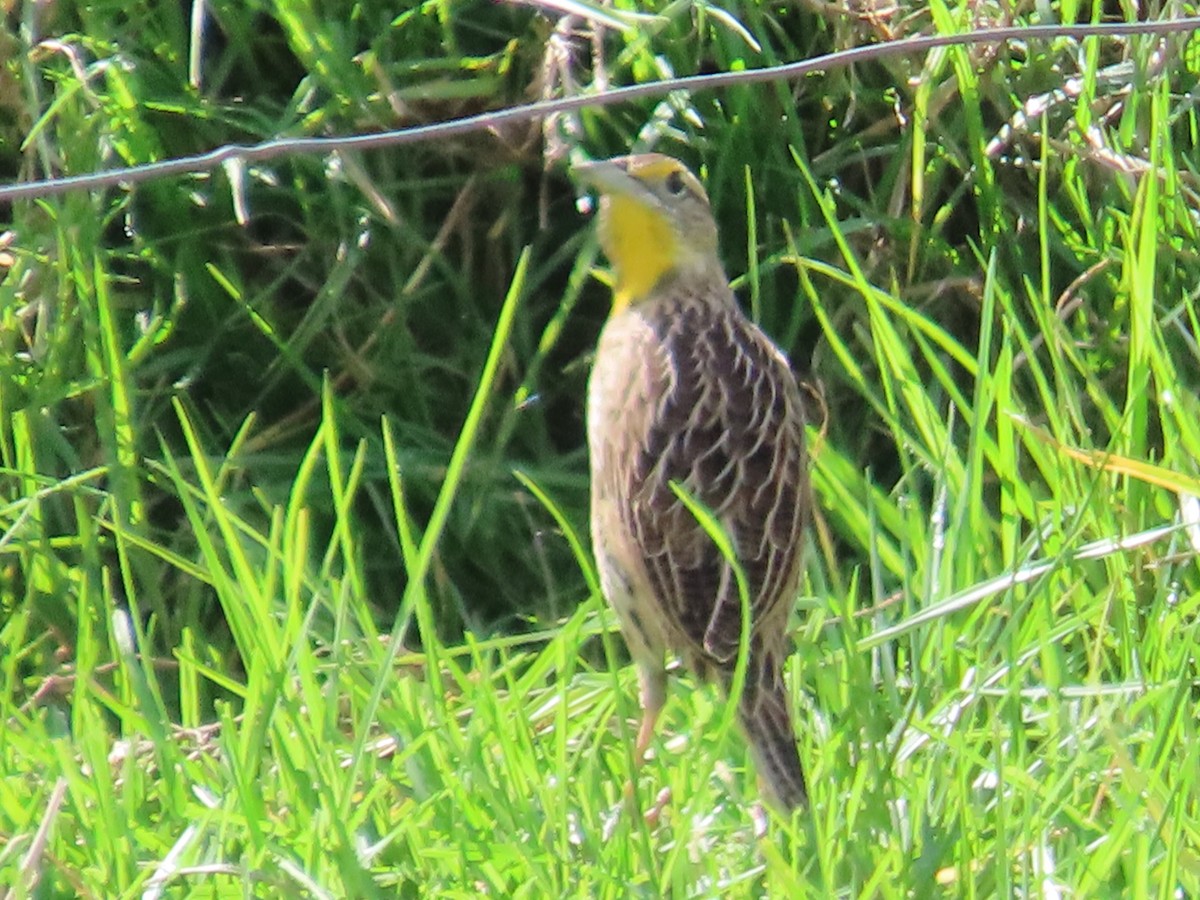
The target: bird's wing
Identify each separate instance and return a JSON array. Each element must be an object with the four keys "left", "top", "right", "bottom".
[{"left": 624, "top": 293, "right": 808, "bottom": 665}]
